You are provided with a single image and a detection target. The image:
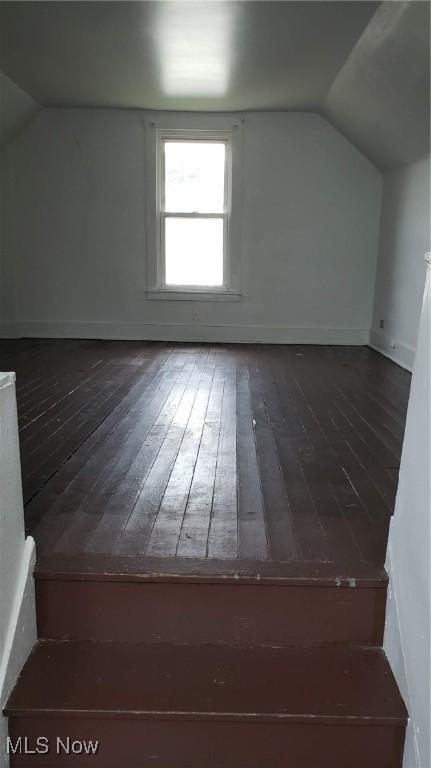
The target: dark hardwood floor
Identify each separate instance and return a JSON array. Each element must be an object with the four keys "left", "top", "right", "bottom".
[
  {"left": 3, "top": 338, "right": 410, "bottom": 768},
  {"left": 0, "top": 339, "right": 411, "bottom": 567}
]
